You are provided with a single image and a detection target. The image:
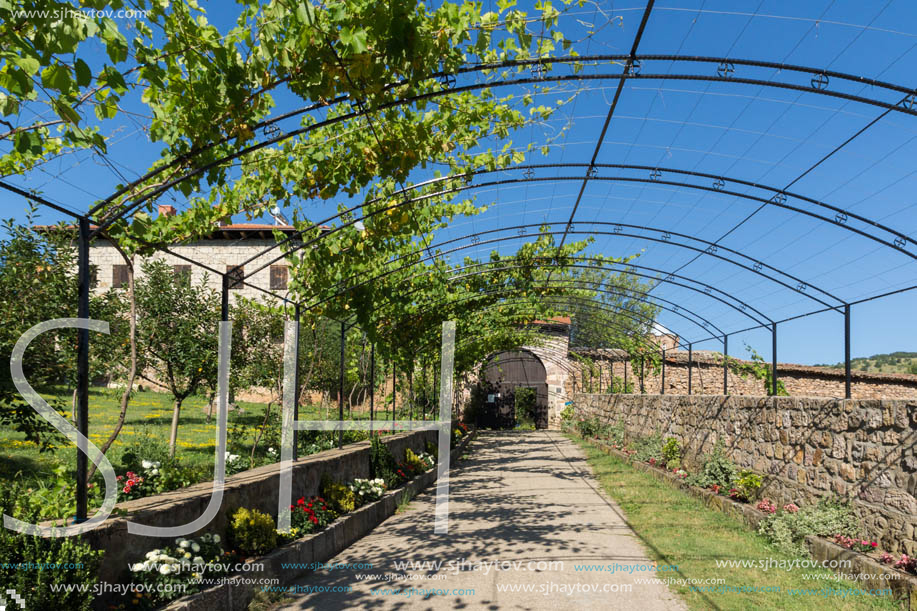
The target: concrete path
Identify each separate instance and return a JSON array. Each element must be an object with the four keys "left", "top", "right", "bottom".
[{"left": 276, "top": 430, "right": 686, "bottom": 610}]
